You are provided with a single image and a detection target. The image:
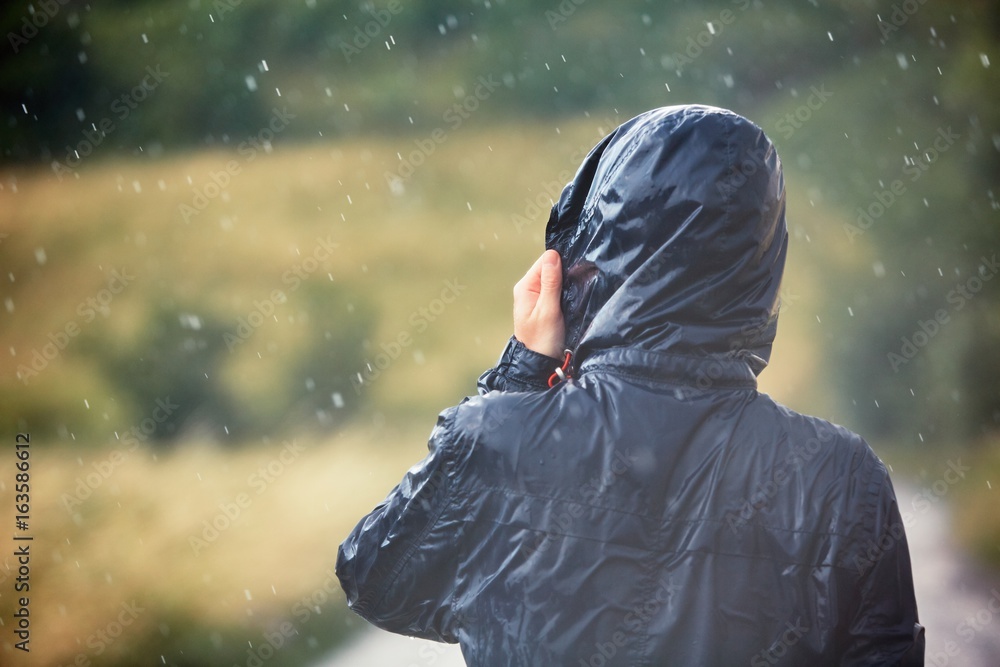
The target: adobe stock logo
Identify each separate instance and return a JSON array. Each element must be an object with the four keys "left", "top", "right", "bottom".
[
  {"left": 844, "top": 126, "right": 960, "bottom": 242},
  {"left": 51, "top": 66, "right": 169, "bottom": 180},
  {"left": 179, "top": 107, "right": 296, "bottom": 222},
  {"left": 340, "top": 0, "right": 404, "bottom": 62},
  {"left": 887, "top": 253, "right": 998, "bottom": 372},
  {"left": 351, "top": 279, "right": 467, "bottom": 394},
  {"left": 383, "top": 74, "right": 503, "bottom": 188},
  {"left": 7, "top": 0, "right": 71, "bottom": 53},
  {"left": 16, "top": 268, "right": 134, "bottom": 384},
  {"left": 774, "top": 85, "right": 833, "bottom": 140}
]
